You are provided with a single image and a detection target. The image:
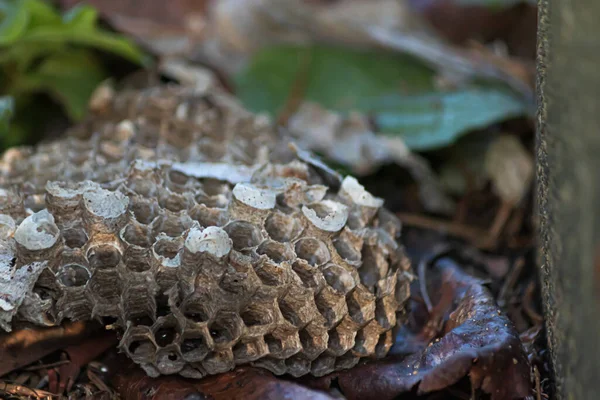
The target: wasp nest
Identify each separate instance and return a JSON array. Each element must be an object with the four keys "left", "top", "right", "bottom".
[{"left": 0, "top": 84, "right": 412, "bottom": 378}]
